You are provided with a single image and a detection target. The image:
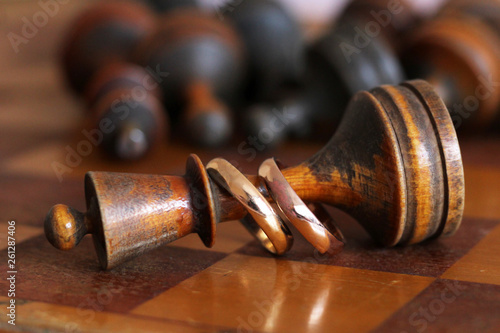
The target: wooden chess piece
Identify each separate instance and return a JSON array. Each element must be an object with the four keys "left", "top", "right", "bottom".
[
  {"left": 44, "top": 80, "right": 464, "bottom": 269},
  {"left": 226, "top": 0, "right": 305, "bottom": 102},
  {"left": 402, "top": 10, "right": 500, "bottom": 131},
  {"left": 226, "top": 0, "right": 306, "bottom": 142},
  {"left": 341, "top": 0, "right": 419, "bottom": 50},
  {"left": 245, "top": 13, "right": 405, "bottom": 143},
  {"left": 85, "top": 61, "right": 163, "bottom": 107},
  {"left": 84, "top": 62, "right": 168, "bottom": 160},
  {"left": 61, "top": 1, "right": 156, "bottom": 93},
  {"left": 134, "top": 9, "right": 244, "bottom": 147},
  {"left": 138, "top": 0, "right": 198, "bottom": 13},
  {"left": 276, "top": 0, "right": 412, "bottom": 138},
  {"left": 441, "top": 0, "right": 500, "bottom": 127},
  {"left": 440, "top": 0, "right": 500, "bottom": 36},
  {"left": 310, "top": 16, "right": 405, "bottom": 106}
]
